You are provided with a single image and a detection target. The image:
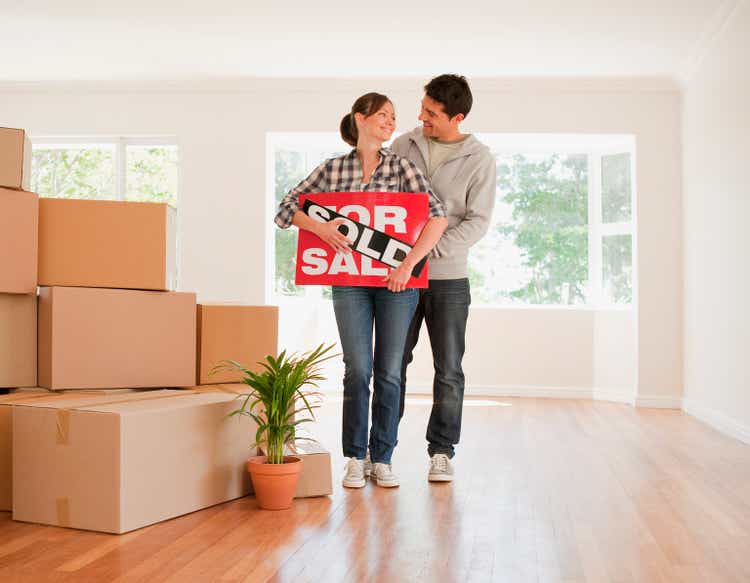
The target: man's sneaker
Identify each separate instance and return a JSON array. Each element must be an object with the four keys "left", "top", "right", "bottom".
[
  {"left": 342, "top": 458, "right": 366, "bottom": 488},
  {"left": 371, "top": 462, "right": 400, "bottom": 488},
  {"left": 428, "top": 453, "right": 454, "bottom": 482},
  {"left": 364, "top": 451, "right": 372, "bottom": 477}
]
